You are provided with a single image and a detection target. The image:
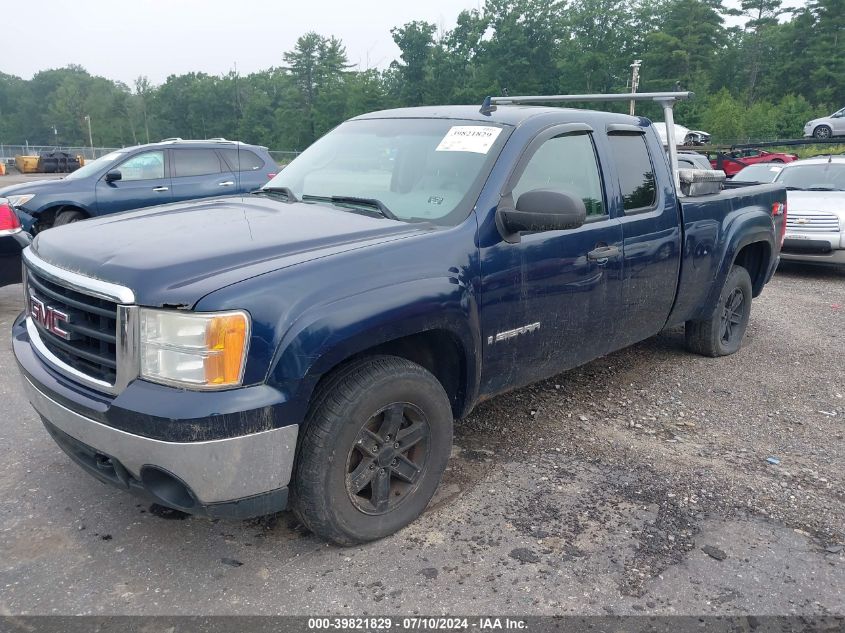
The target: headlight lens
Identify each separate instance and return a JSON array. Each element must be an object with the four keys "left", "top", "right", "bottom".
[
  {"left": 8, "top": 194, "right": 35, "bottom": 208},
  {"left": 139, "top": 309, "right": 250, "bottom": 389}
]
